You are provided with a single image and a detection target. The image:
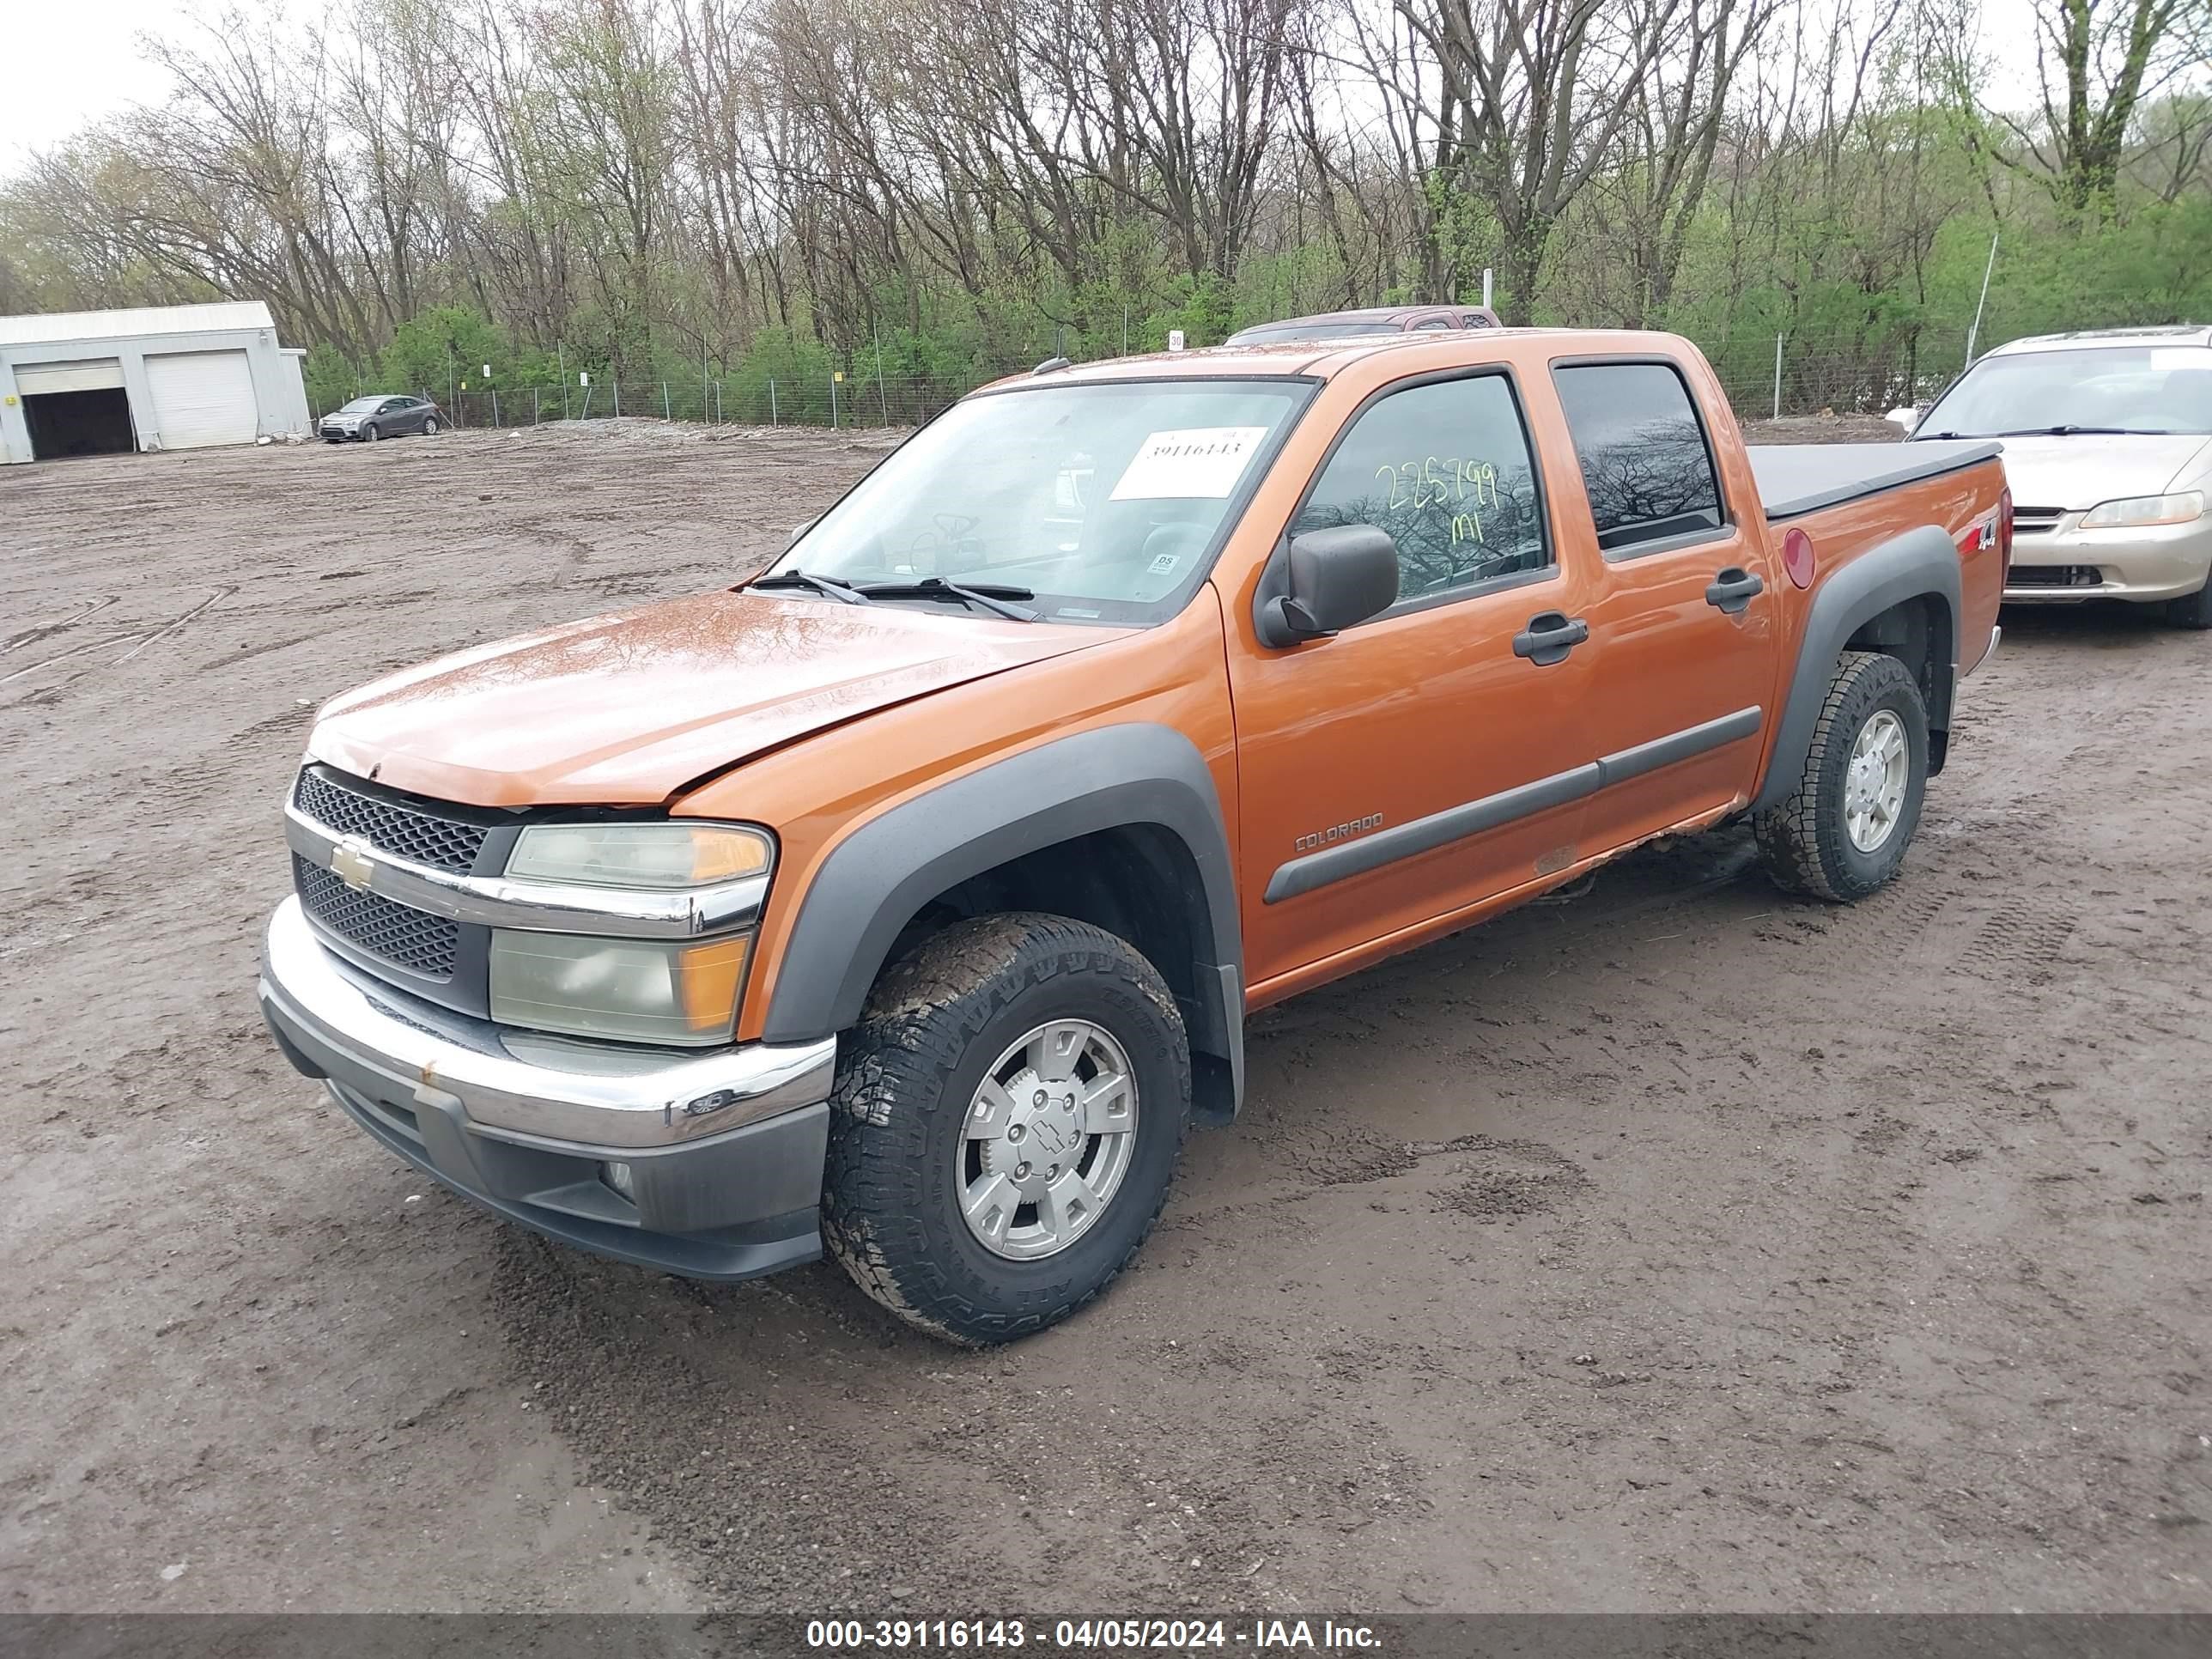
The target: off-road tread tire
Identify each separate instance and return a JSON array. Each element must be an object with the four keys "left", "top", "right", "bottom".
[
  {"left": 2166, "top": 579, "right": 2212, "bottom": 629},
  {"left": 1754, "top": 649, "right": 1928, "bottom": 903},
  {"left": 823, "top": 912, "right": 1190, "bottom": 1346}
]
